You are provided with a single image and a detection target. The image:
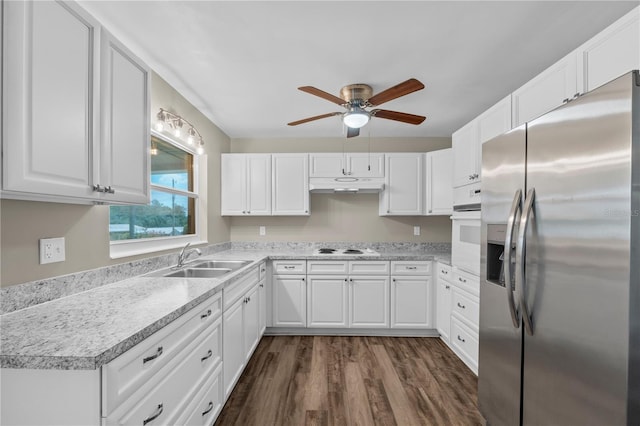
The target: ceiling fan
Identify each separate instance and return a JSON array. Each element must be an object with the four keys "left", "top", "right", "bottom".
[{"left": 287, "top": 78, "right": 426, "bottom": 138}]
